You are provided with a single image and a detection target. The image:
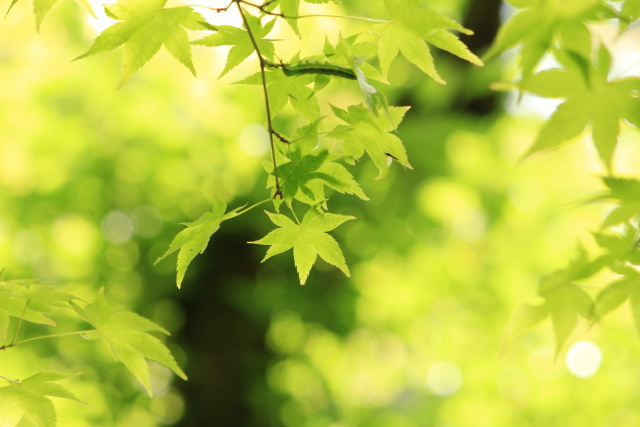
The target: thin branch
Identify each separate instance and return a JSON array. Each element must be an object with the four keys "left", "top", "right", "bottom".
[
  {"left": 185, "top": 1, "right": 234, "bottom": 12},
  {"left": 235, "top": 0, "right": 283, "bottom": 199},
  {"left": 237, "top": 0, "right": 391, "bottom": 23},
  {"left": 1, "top": 330, "right": 98, "bottom": 350},
  {"left": 239, "top": 0, "right": 283, "bottom": 17},
  {"left": 294, "top": 14, "right": 391, "bottom": 23},
  {"left": 272, "top": 129, "right": 289, "bottom": 143}
]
